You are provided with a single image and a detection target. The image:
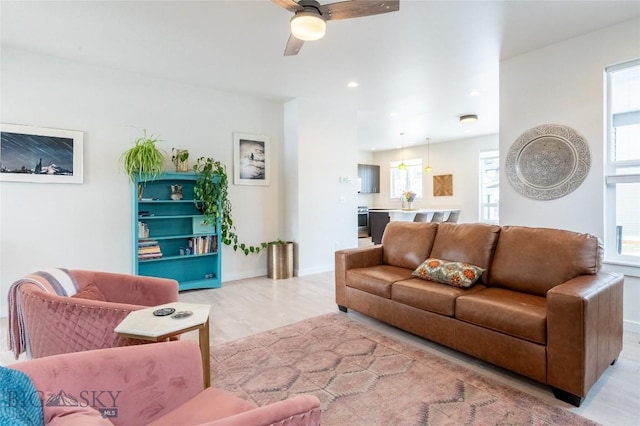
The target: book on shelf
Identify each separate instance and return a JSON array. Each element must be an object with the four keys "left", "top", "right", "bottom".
[
  {"left": 188, "top": 235, "right": 218, "bottom": 255},
  {"left": 138, "top": 253, "right": 163, "bottom": 260},
  {"left": 138, "top": 246, "right": 161, "bottom": 254},
  {"left": 138, "top": 238, "right": 162, "bottom": 259},
  {"left": 138, "top": 221, "right": 150, "bottom": 239}
]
